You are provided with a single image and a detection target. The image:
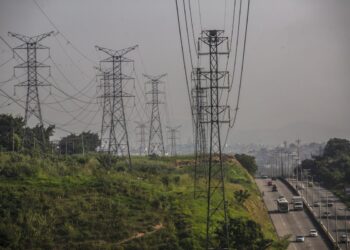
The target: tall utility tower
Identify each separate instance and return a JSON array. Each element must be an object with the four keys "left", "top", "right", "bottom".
[
  {"left": 192, "top": 67, "right": 208, "bottom": 198},
  {"left": 167, "top": 125, "right": 181, "bottom": 156},
  {"left": 96, "top": 45, "right": 137, "bottom": 168},
  {"left": 9, "top": 31, "right": 54, "bottom": 146},
  {"left": 144, "top": 74, "right": 166, "bottom": 156},
  {"left": 135, "top": 121, "right": 147, "bottom": 155},
  {"left": 198, "top": 30, "right": 230, "bottom": 249},
  {"left": 96, "top": 66, "right": 111, "bottom": 149}
]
